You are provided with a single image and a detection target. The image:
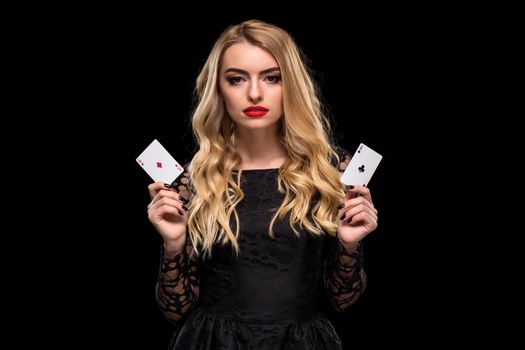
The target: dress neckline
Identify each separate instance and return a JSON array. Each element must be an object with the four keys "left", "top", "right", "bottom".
[{"left": 232, "top": 168, "right": 280, "bottom": 172}]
